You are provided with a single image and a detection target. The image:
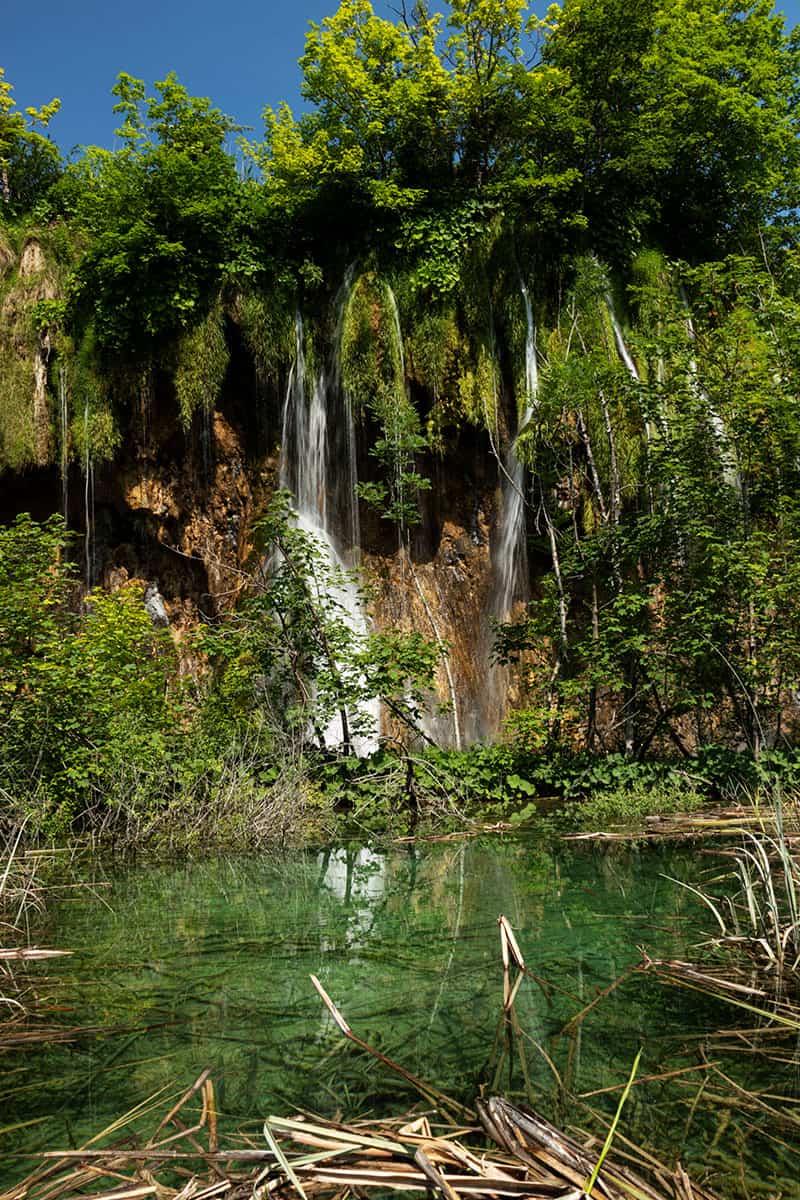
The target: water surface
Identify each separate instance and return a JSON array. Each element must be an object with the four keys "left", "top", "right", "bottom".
[{"left": 1, "top": 837, "right": 796, "bottom": 1195}]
